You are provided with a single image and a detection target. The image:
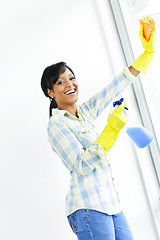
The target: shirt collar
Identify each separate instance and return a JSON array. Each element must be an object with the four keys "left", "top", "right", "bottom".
[{"left": 51, "top": 104, "right": 81, "bottom": 117}]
